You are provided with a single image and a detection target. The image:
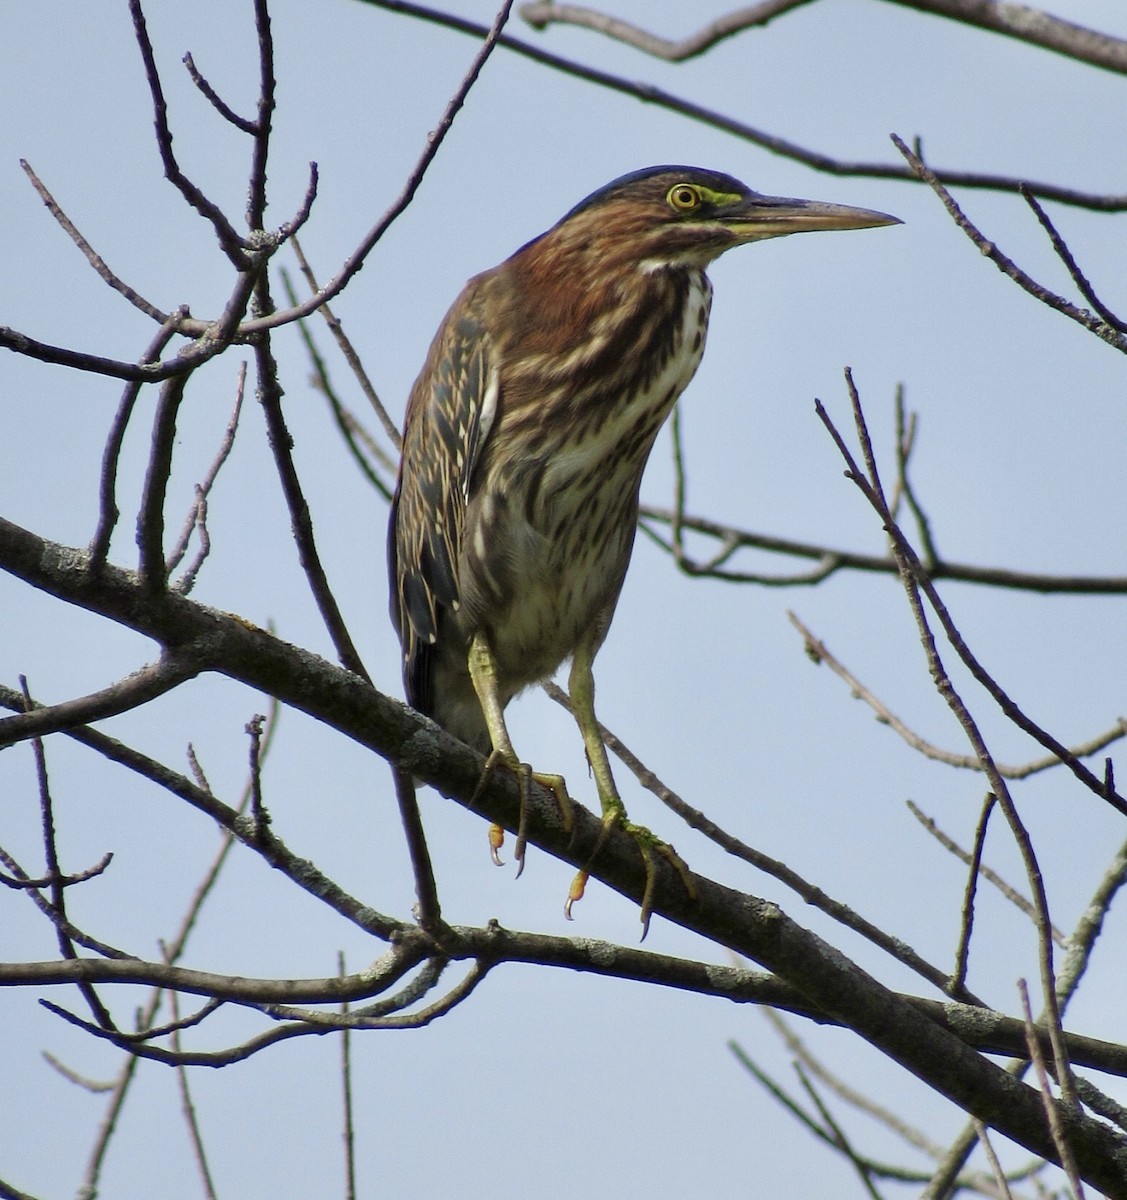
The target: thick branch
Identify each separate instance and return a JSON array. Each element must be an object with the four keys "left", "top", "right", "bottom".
[
  {"left": 7, "top": 934, "right": 1127, "bottom": 1080},
  {"left": 2, "top": 518, "right": 1127, "bottom": 1189}
]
